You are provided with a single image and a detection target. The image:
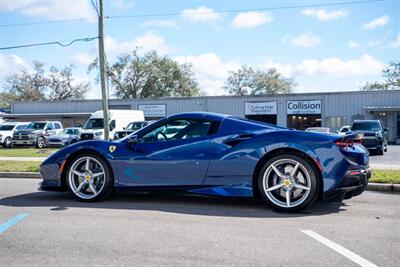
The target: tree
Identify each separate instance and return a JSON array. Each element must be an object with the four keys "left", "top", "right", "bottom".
[
  {"left": 361, "top": 61, "right": 400, "bottom": 91},
  {"left": 0, "top": 61, "right": 89, "bottom": 108},
  {"left": 0, "top": 61, "right": 47, "bottom": 108},
  {"left": 89, "top": 49, "right": 201, "bottom": 98},
  {"left": 224, "top": 65, "right": 295, "bottom": 95},
  {"left": 48, "top": 65, "right": 89, "bottom": 101}
]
